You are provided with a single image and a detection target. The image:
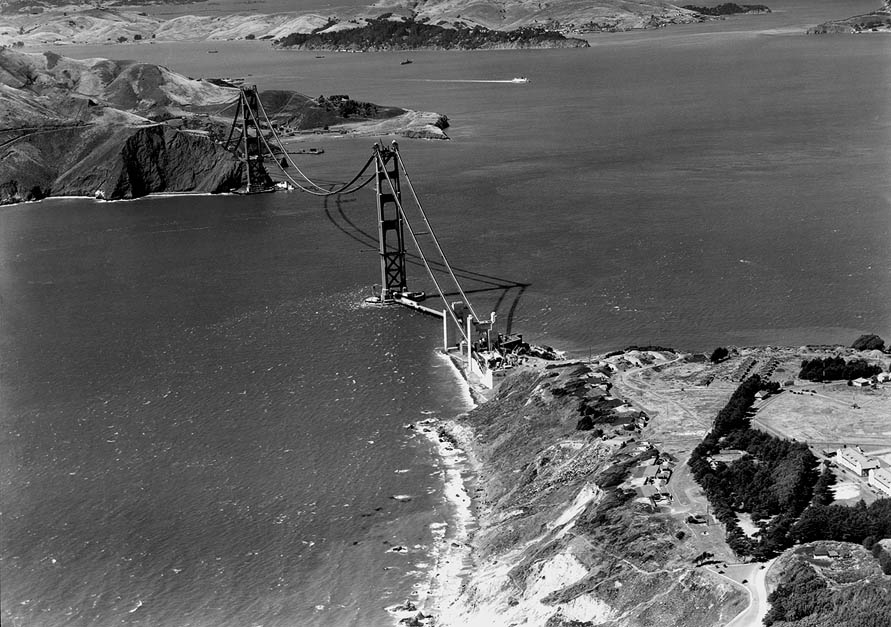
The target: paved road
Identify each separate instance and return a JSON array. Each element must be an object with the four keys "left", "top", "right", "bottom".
[{"left": 708, "top": 558, "right": 775, "bottom": 627}]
